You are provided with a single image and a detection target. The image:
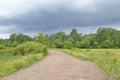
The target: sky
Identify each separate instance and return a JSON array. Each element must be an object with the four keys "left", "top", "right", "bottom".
[{"left": 0, "top": 0, "right": 120, "bottom": 39}]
